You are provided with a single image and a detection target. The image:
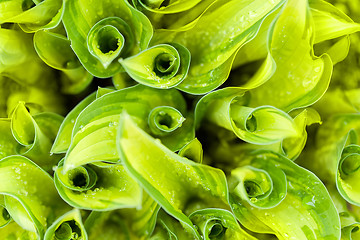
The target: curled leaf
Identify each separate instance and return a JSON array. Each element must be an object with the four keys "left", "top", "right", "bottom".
[
  {"left": 44, "top": 209, "right": 87, "bottom": 240},
  {"left": 152, "top": 0, "right": 285, "bottom": 94},
  {"left": 120, "top": 43, "right": 190, "bottom": 88},
  {"left": 195, "top": 88, "right": 299, "bottom": 145},
  {"left": 302, "top": 114, "right": 360, "bottom": 205},
  {"left": 0, "top": 155, "right": 69, "bottom": 238},
  {"left": 342, "top": 223, "right": 360, "bottom": 240},
  {"left": 54, "top": 159, "right": 142, "bottom": 210},
  {"left": 337, "top": 145, "right": 360, "bottom": 206},
  {"left": 230, "top": 164, "right": 286, "bottom": 209},
  {"left": 189, "top": 208, "right": 257, "bottom": 240},
  {"left": 63, "top": 0, "right": 153, "bottom": 77},
  {"left": 228, "top": 151, "right": 341, "bottom": 239},
  {"left": 87, "top": 17, "right": 128, "bottom": 69},
  {"left": 284, "top": 109, "right": 321, "bottom": 159},
  {"left": 148, "top": 106, "right": 185, "bottom": 136},
  {"left": 10, "top": 102, "right": 63, "bottom": 172},
  {"left": 0, "top": 197, "right": 11, "bottom": 228}
]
